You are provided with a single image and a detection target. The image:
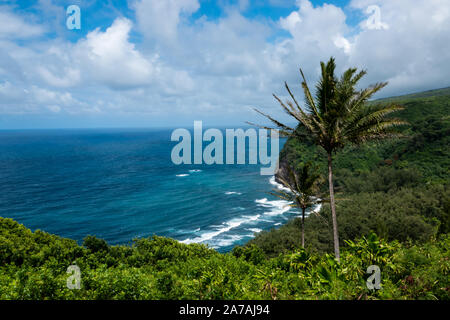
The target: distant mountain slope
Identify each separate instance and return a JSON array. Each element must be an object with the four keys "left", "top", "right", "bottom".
[
  {"left": 374, "top": 86, "right": 450, "bottom": 125},
  {"left": 377, "top": 86, "right": 450, "bottom": 101},
  {"left": 277, "top": 86, "right": 450, "bottom": 185}
]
